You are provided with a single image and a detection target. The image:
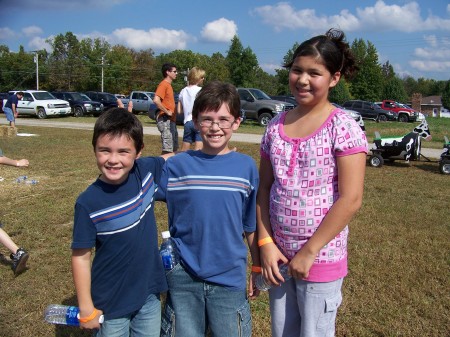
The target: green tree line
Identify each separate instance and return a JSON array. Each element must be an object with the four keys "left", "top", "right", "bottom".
[{"left": 0, "top": 31, "right": 449, "bottom": 107}]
